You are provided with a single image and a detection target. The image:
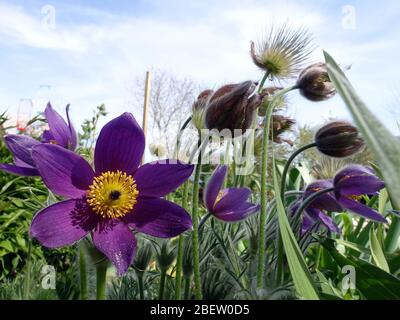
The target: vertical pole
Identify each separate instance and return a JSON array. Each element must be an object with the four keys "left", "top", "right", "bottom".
[{"left": 142, "top": 71, "right": 151, "bottom": 164}]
